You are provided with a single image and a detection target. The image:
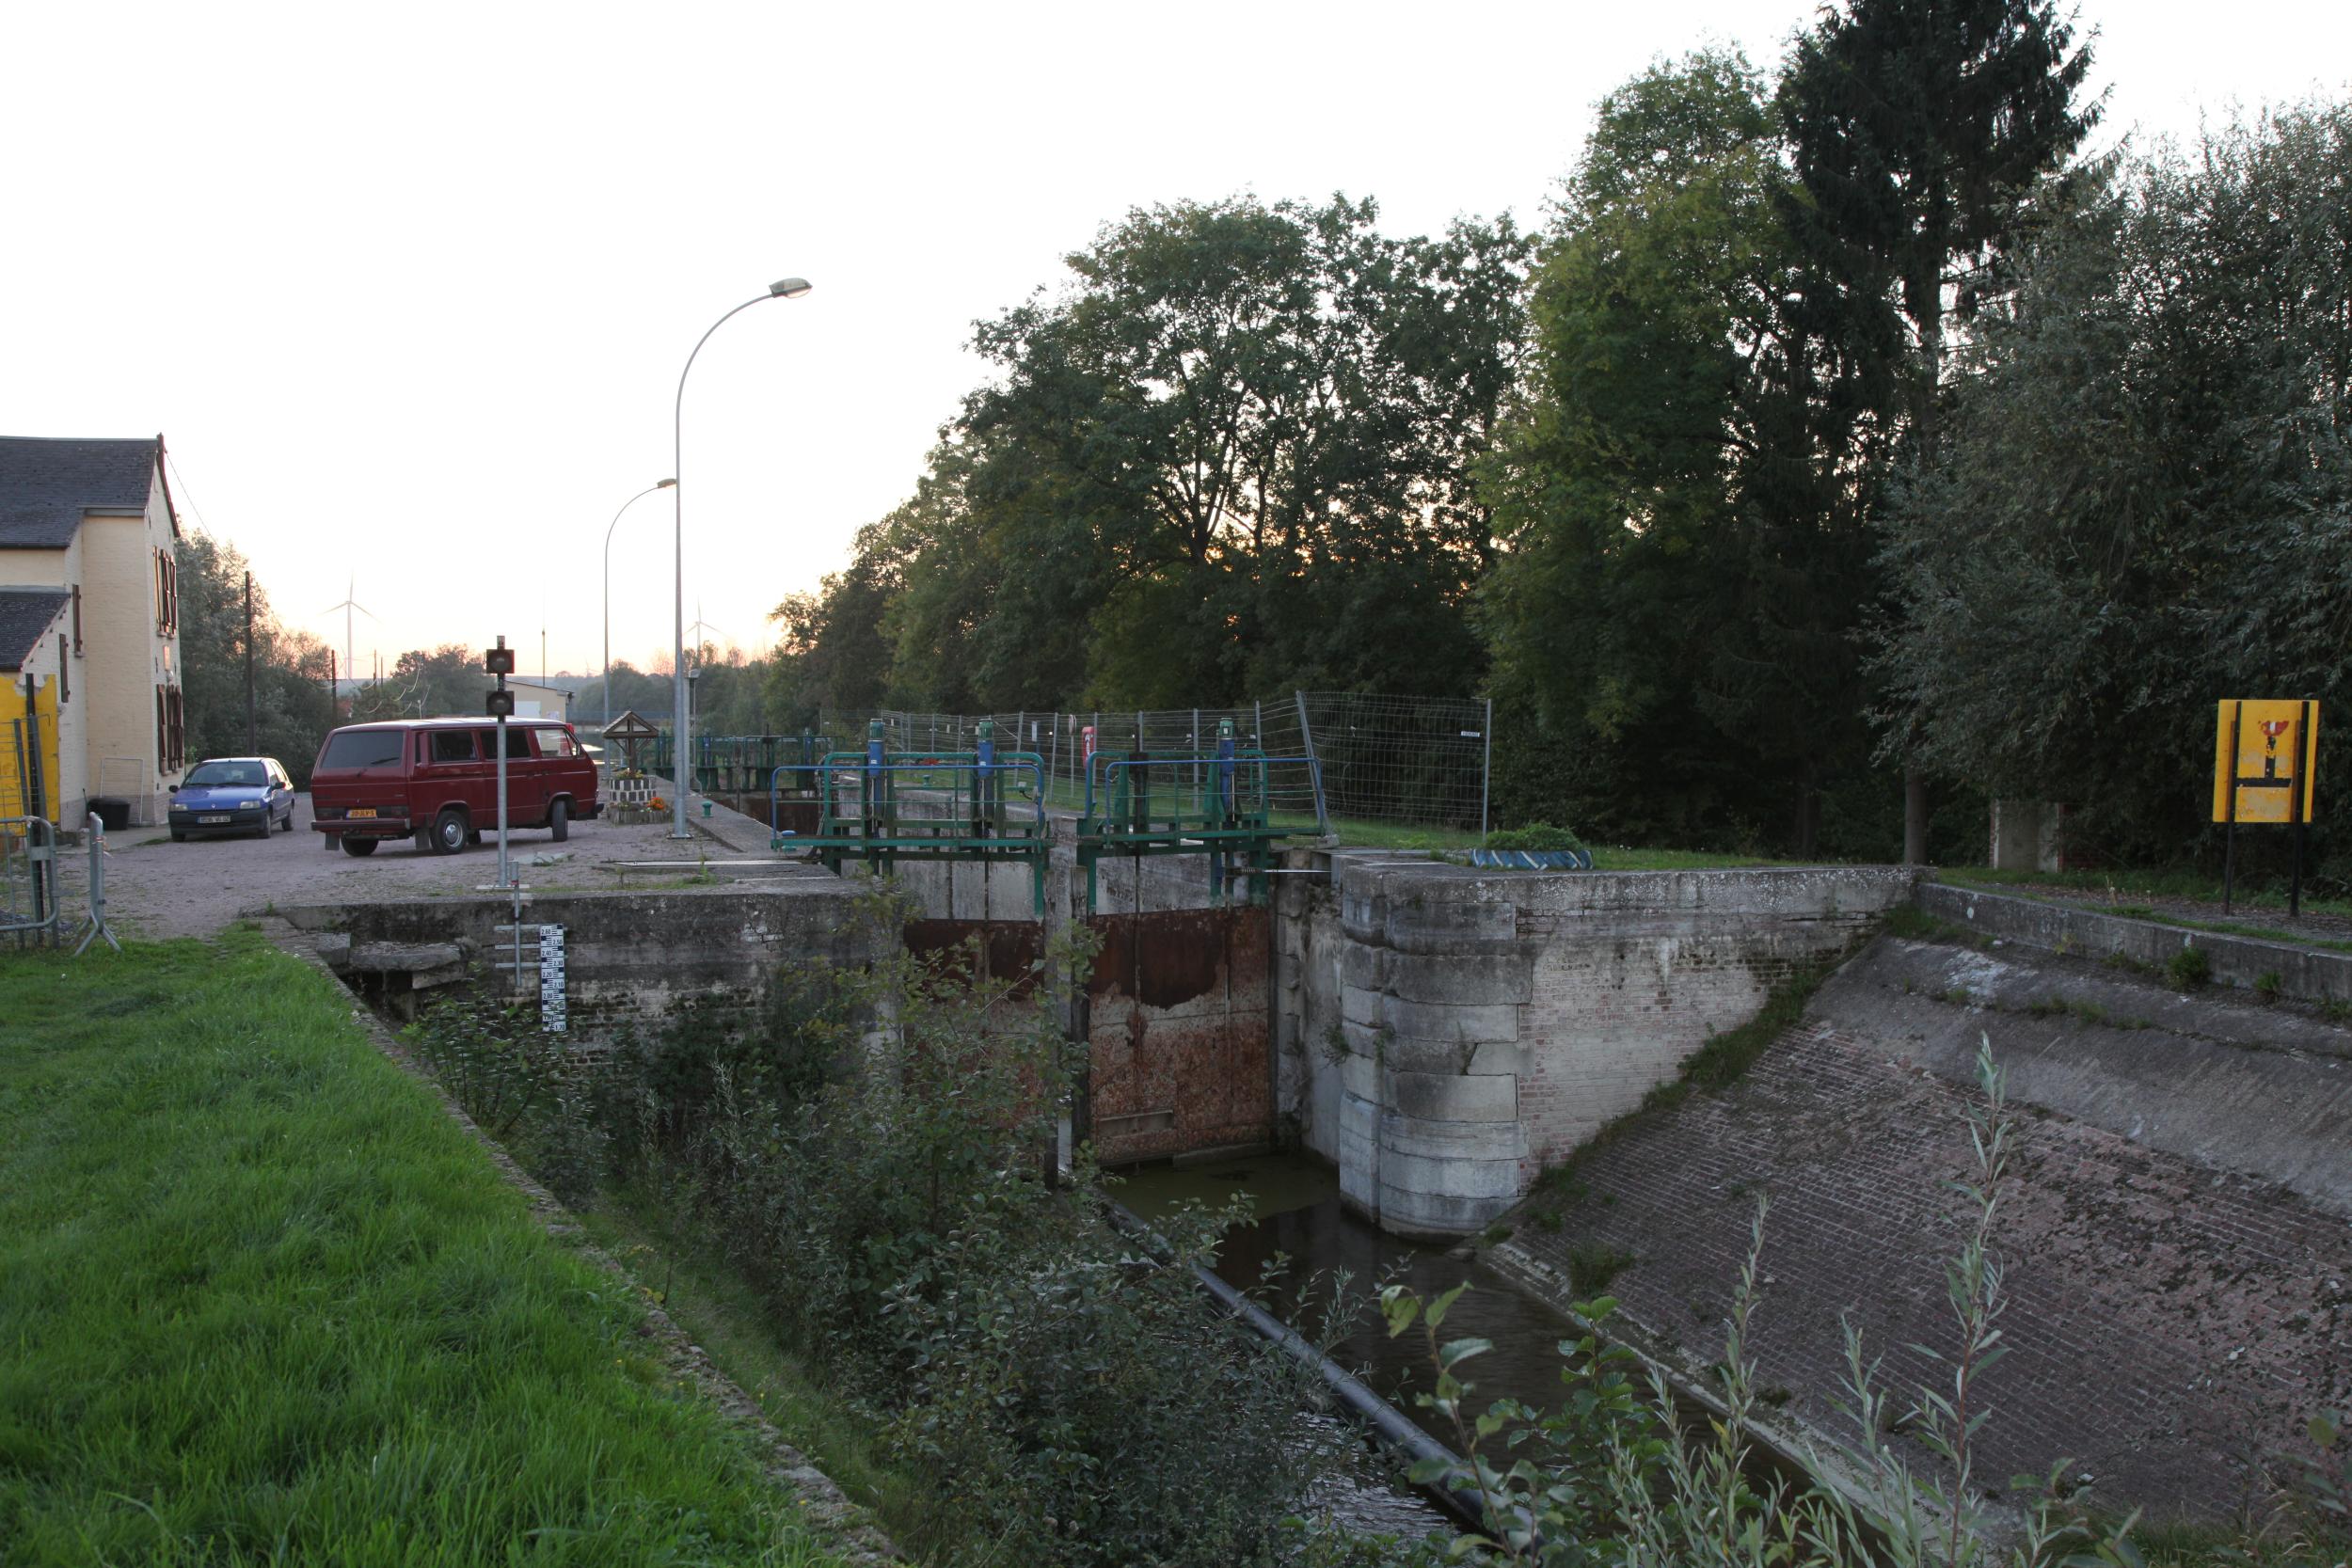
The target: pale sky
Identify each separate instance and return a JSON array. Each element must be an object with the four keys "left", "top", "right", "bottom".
[{"left": 3, "top": 2, "right": 2344, "bottom": 682}]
